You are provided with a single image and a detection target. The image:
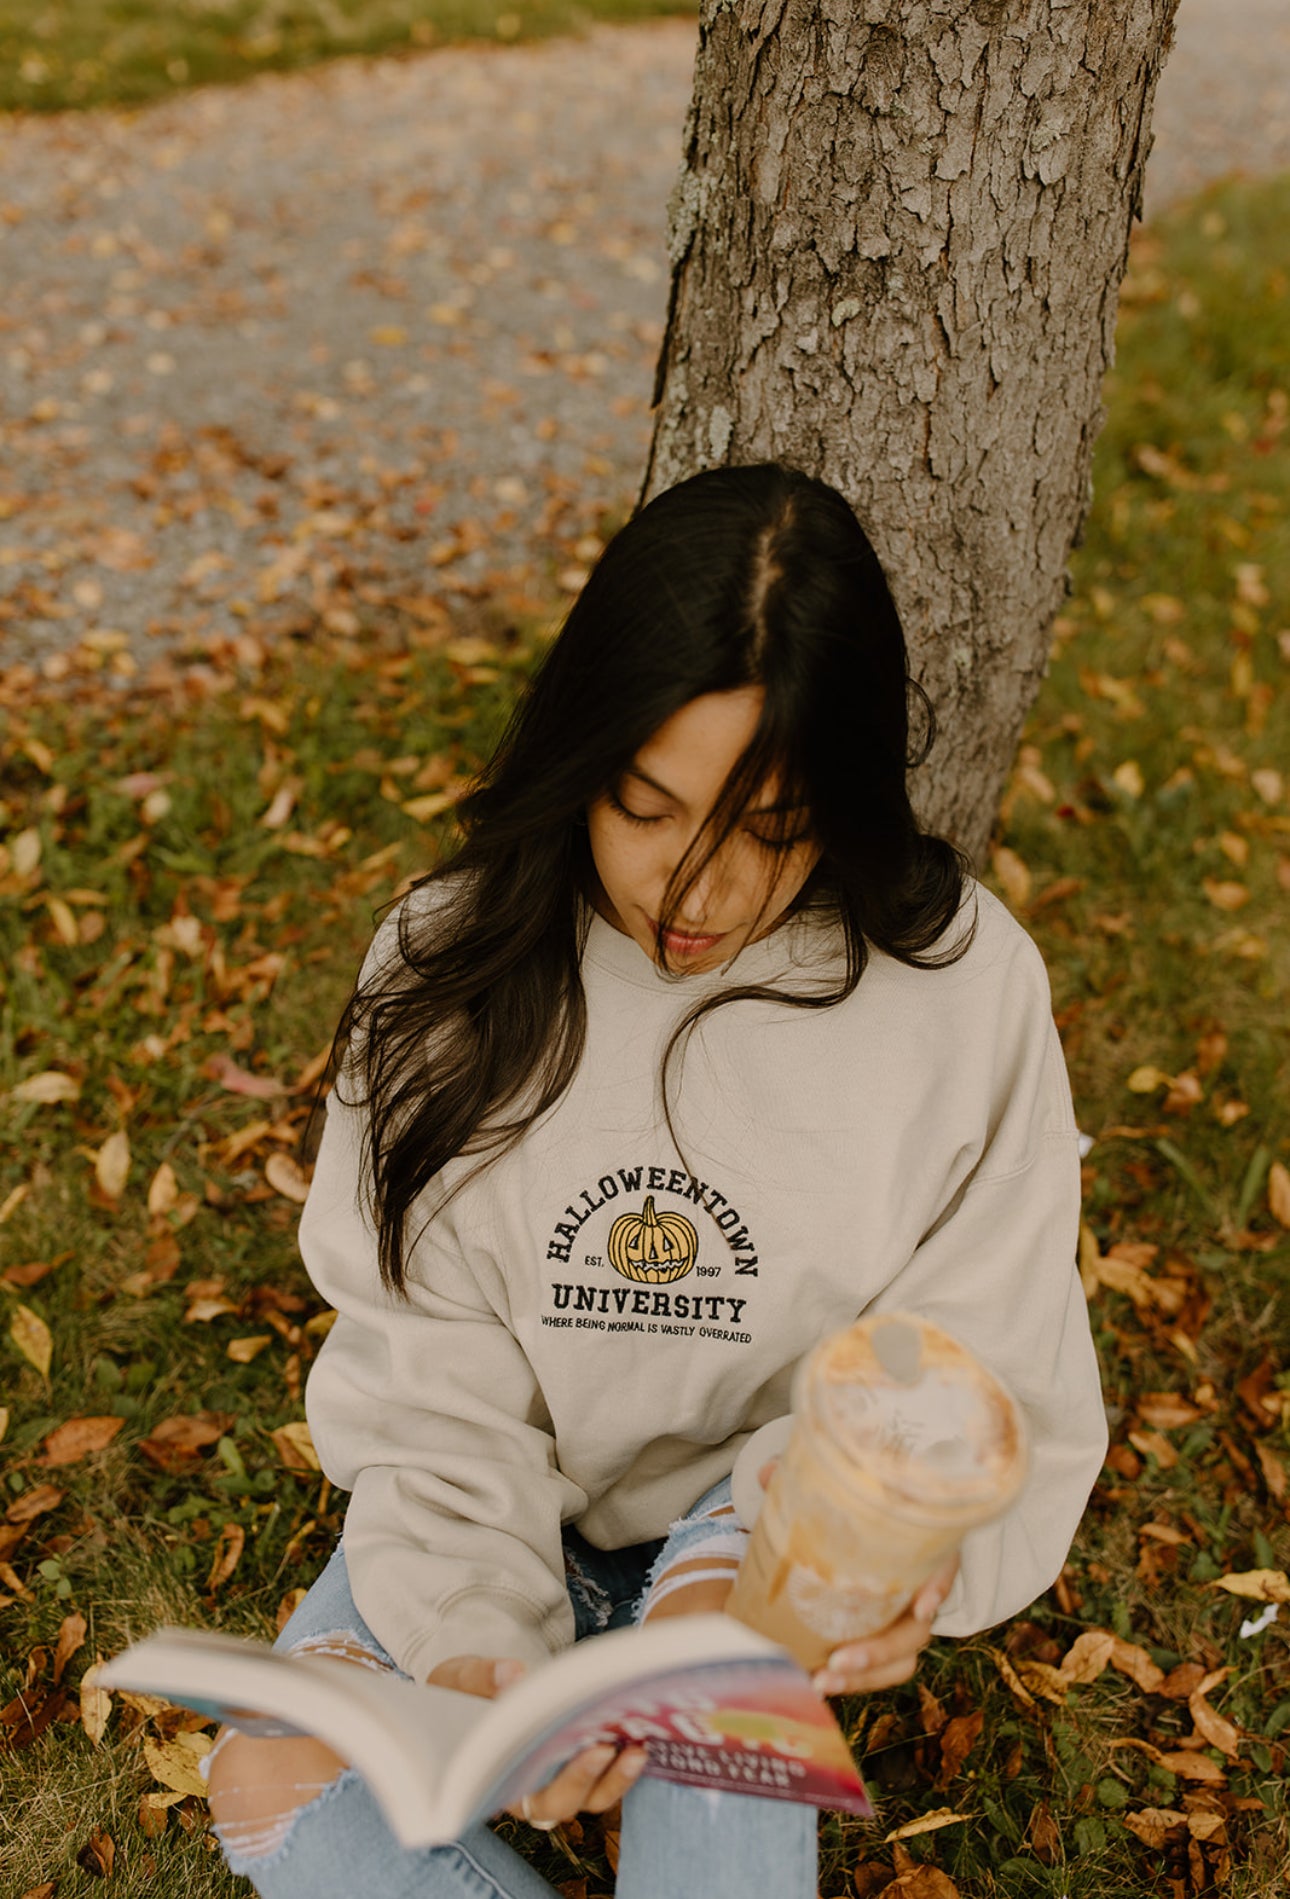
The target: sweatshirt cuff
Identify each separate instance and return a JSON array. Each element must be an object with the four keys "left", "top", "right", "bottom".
[{"left": 398, "top": 1589, "right": 572, "bottom": 1685}]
